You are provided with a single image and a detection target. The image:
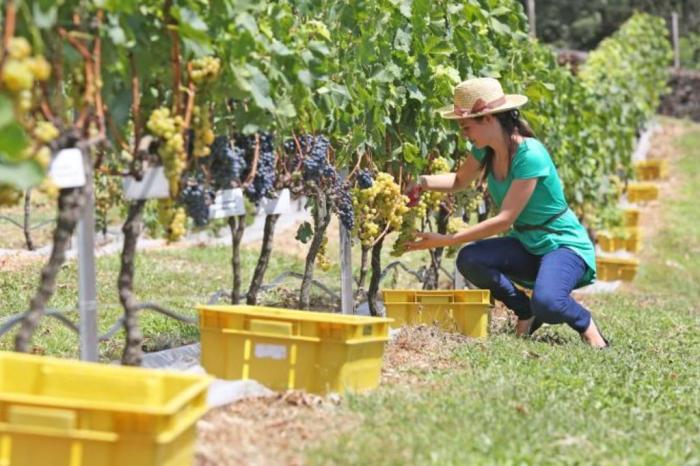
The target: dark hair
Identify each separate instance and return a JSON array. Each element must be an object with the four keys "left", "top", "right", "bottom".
[{"left": 478, "top": 109, "right": 536, "bottom": 185}]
